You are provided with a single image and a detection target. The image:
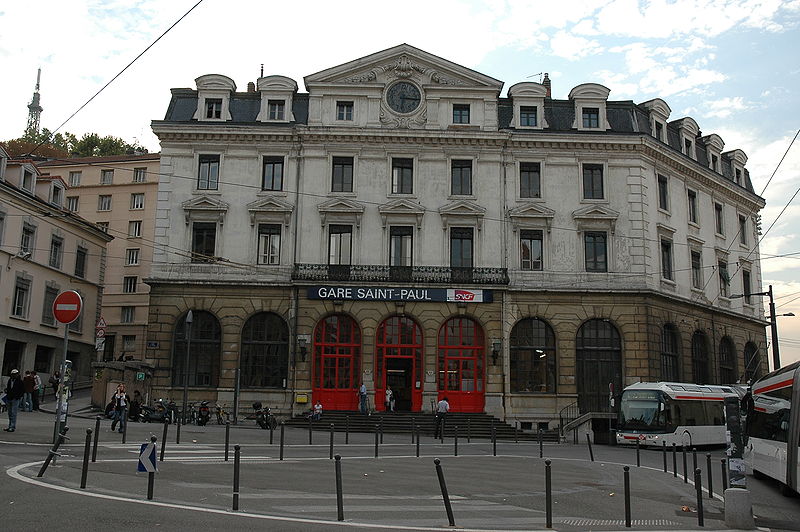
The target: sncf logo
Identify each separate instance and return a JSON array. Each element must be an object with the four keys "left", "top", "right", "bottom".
[{"left": 454, "top": 290, "right": 476, "bottom": 301}]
